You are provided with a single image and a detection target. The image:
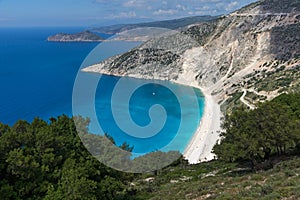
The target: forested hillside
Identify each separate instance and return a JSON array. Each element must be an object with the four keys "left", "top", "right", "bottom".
[{"left": 0, "top": 116, "right": 135, "bottom": 199}]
